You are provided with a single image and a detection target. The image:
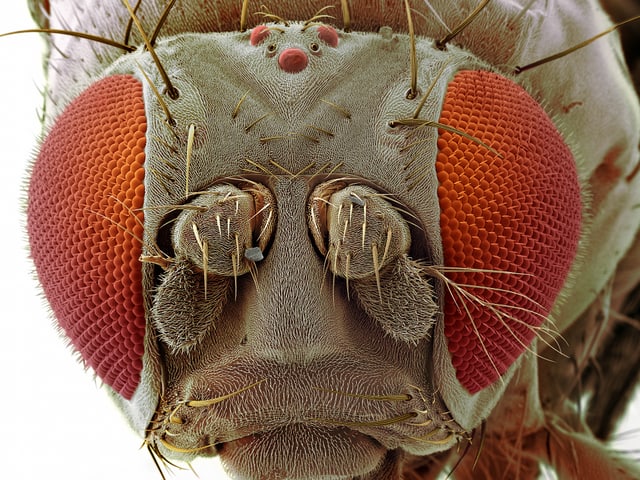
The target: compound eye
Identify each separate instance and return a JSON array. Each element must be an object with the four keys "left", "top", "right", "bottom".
[
  {"left": 27, "top": 75, "right": 147, "bottom": 400},
  {"left": 308, "top": 182, "right": 411, "bottom": 280},
  {"left": 435, "top": 70, "right": 582, "bottom": 393},
  {"left": 172, "top": 183, "right": 275, "bottom": 277}
]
